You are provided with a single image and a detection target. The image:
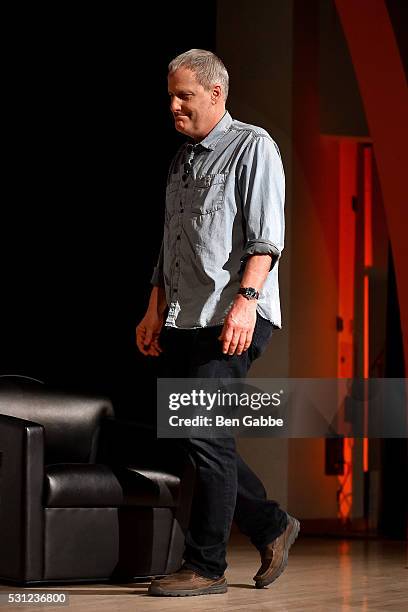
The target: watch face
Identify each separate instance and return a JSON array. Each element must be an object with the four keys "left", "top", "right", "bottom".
[{"left": 239, "top": 287, "right": 259, "bottom": 299}]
